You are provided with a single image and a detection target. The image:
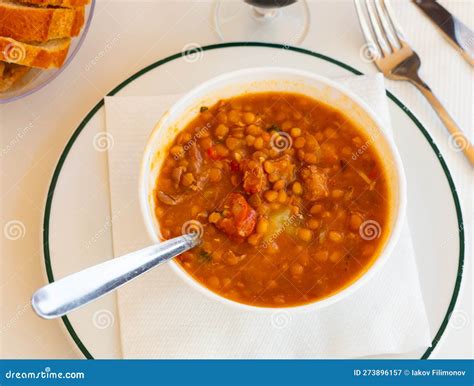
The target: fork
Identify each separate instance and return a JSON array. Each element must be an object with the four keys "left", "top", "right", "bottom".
[{"left": 354, "top": 0, "right": 474, "bottom": 166}]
